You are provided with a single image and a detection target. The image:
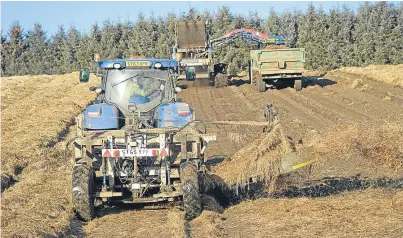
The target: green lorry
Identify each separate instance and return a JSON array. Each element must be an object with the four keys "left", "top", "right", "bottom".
[{"left": 249, "top": 47, "right": 306, "bottom": 92}]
